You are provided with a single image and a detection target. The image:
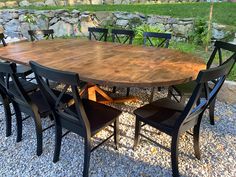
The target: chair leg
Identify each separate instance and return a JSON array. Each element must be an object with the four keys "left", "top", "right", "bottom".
[
  {"left": 32, "top": 110, "right": 43, "bottom": 156},
  {"left": 171, "top": 134, "right": 180, "bottom": 177},
  {"left": 53, "top": 123, "right": 62, "bottom": 163},
  {"left": 209, "top": 97, "right": 216, "bottom": 125},
  {"left": 126, "top": 87, "right": 130, "bottom": 97},
  {"left": 193, "top": 124, "right": 201, "bottom": 160},
  {"left": 114, "top": 119, "right": 120, "bottom": 150},
  {"left": 2, "top": 96, "right": 12, "bottom": 137},
  {"left": 133, "top": 119, "right": 141, "bottom": 150},
  {"left": 149, "top": 87, "right": 155, "bottom": 103},
  {"left": 112, "top": 86, "right": 116, "bottom": 93},
  {"left": 83, "top": 137, "right": 91, "bottom": 177},
  {"left": 167, "top": 87, "right": 173, "bottom": 99},
  {"left": 12, "top": 102, "right": 22, "bottom": 142}
]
